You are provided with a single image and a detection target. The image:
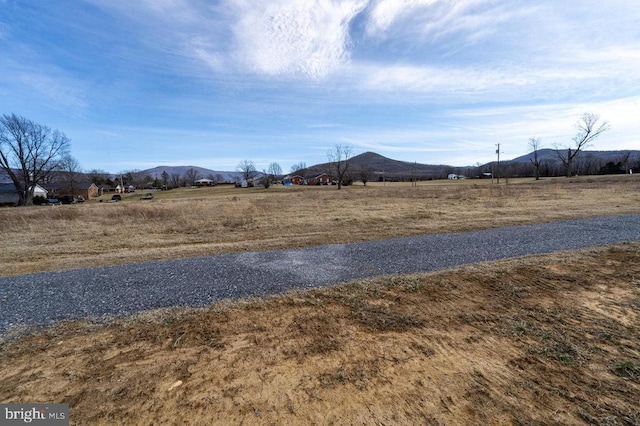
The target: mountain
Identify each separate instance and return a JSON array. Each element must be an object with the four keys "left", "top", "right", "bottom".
[
  {"left": 486, "top": 149, "right": 640, "bottom": 177},
  {"left": 509, "top": 149, "right": 639, "bottom": 164},
  {"left": 141, "top": 166, "right": 244, "bottom": 183},
  {"left": 303, "top": 152, "right": 456, "bottom": 181},
  {"left": 508, "top": 148, "right": 561, "bottom": 163}
]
